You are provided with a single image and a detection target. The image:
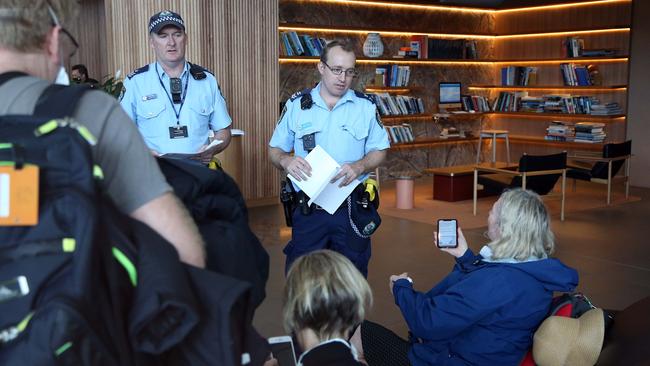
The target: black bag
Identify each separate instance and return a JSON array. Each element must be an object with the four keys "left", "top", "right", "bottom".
[
  {"left": 157, "top": 157, "right": 270, "bottom": 309},
  {"left": 0, "top": 76, "right": 134, "bottom": 365}
]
